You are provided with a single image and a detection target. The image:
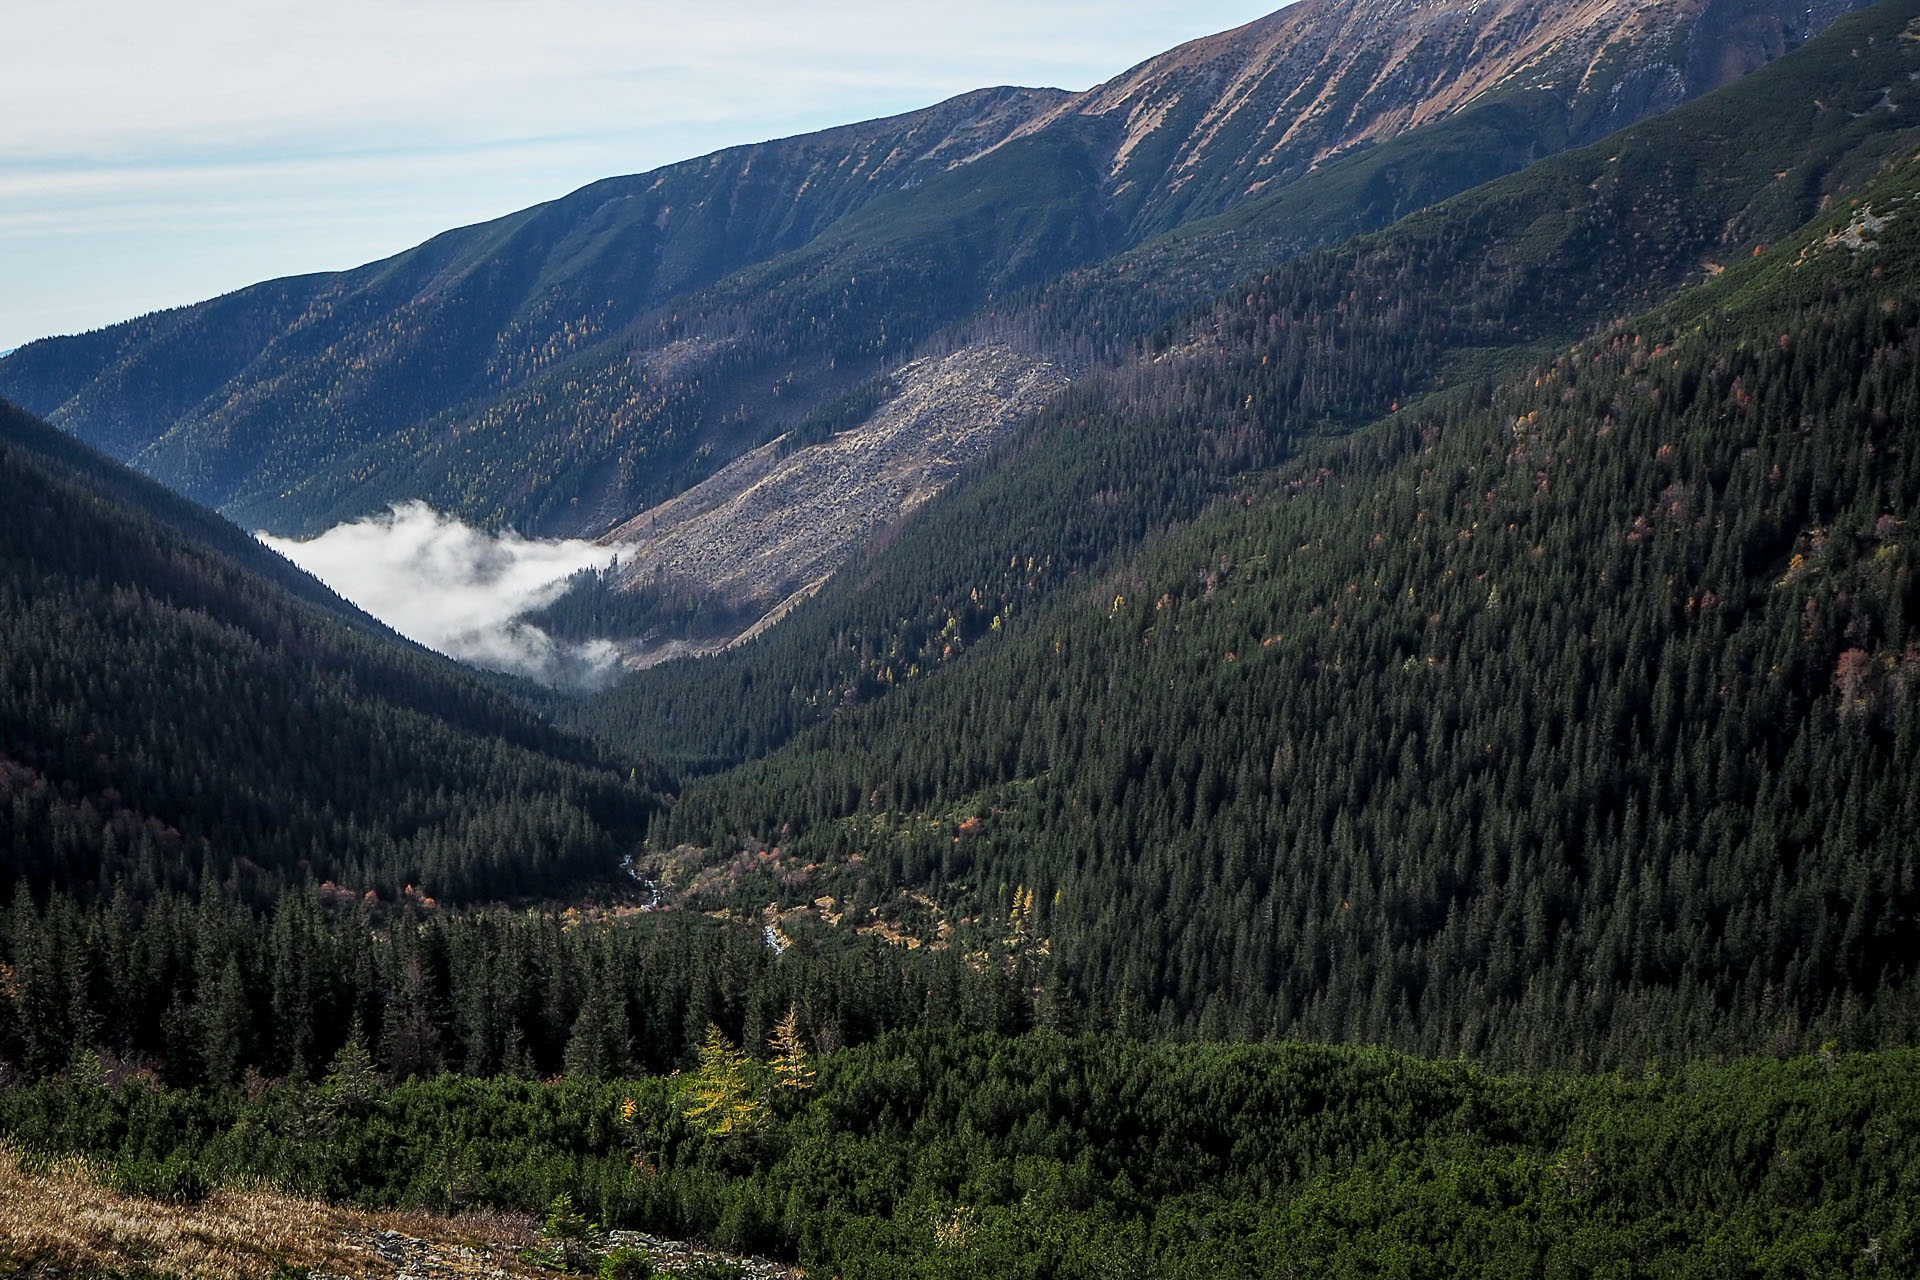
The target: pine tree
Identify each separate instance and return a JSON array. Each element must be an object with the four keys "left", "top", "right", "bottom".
[
  {"left": 680, "top": 1023, "right": 763, "bottom": 1135},
  {"left": 769, "top": 1006, "right": 815, "bottom": 1092},
  {"left": 198, "top": 954, "right": 248, "bottom": 1086},
  {"left": 323, "top": 1028, "right": 379, "bottom": 1110}
]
